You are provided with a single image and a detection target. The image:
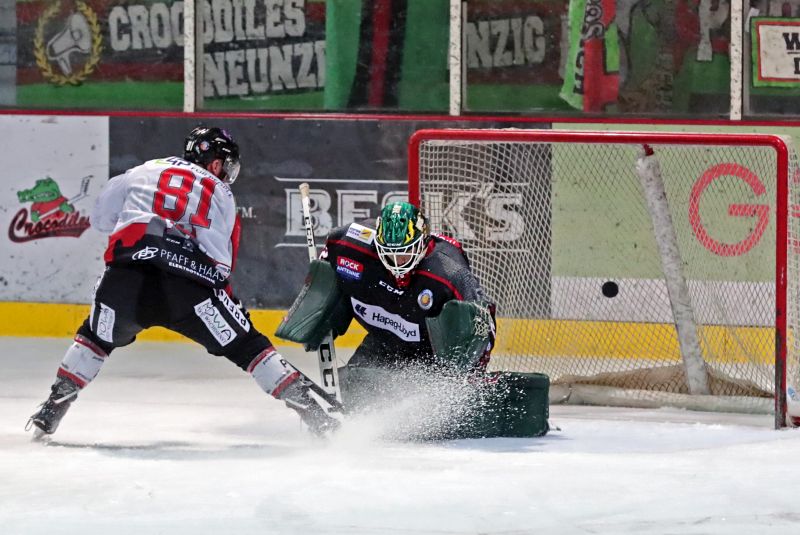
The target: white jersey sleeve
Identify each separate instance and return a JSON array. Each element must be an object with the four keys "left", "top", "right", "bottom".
[
  {"left": 90, "top": 173, "right": 129, "bottom": 233},
  {"left": 98, "top": 157, "right": 237, "bottom": 270}
]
